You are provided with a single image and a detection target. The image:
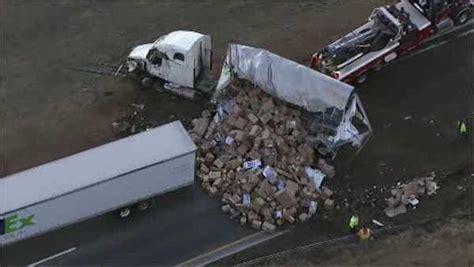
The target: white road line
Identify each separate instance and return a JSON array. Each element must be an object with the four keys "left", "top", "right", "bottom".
[
  {"left": 409, "top": 25, "right": 473, "bottom": 58},
  {"left": 411, "top": 26, "right": 473, "bottom": 58},
  {"left": 456, "top": 28, "right": 474, "bottom": 38},
  {"left": 411, "top": 40, "right": 449, "bottom": 57},
  {"left": 177, "top": 230, "right": 288, "bottom": 267},
  {"left": 27, "top": 247, "right": 77, "bottom": 267},
  {"left": 428, "top": 20, "right": 474, "bottom": 43}
]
